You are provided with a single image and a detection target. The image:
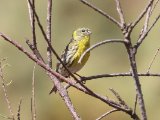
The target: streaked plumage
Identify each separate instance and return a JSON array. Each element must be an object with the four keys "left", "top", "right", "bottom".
[{"left": 50, "top": 27, "right": 91, "bottom": 93}]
